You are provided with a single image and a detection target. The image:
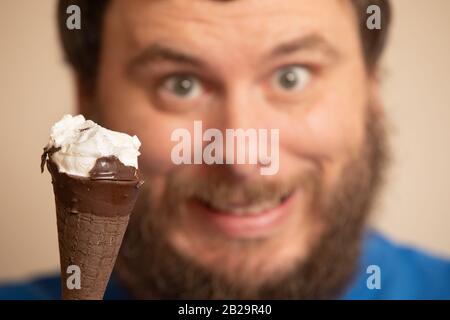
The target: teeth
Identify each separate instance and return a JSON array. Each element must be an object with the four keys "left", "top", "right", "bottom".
[
  {"left": 203, "top": 196, "right": 287, "bottom": 216},
  {"left": 229, "top": 202, "right": 278, "bottom": 214}
]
